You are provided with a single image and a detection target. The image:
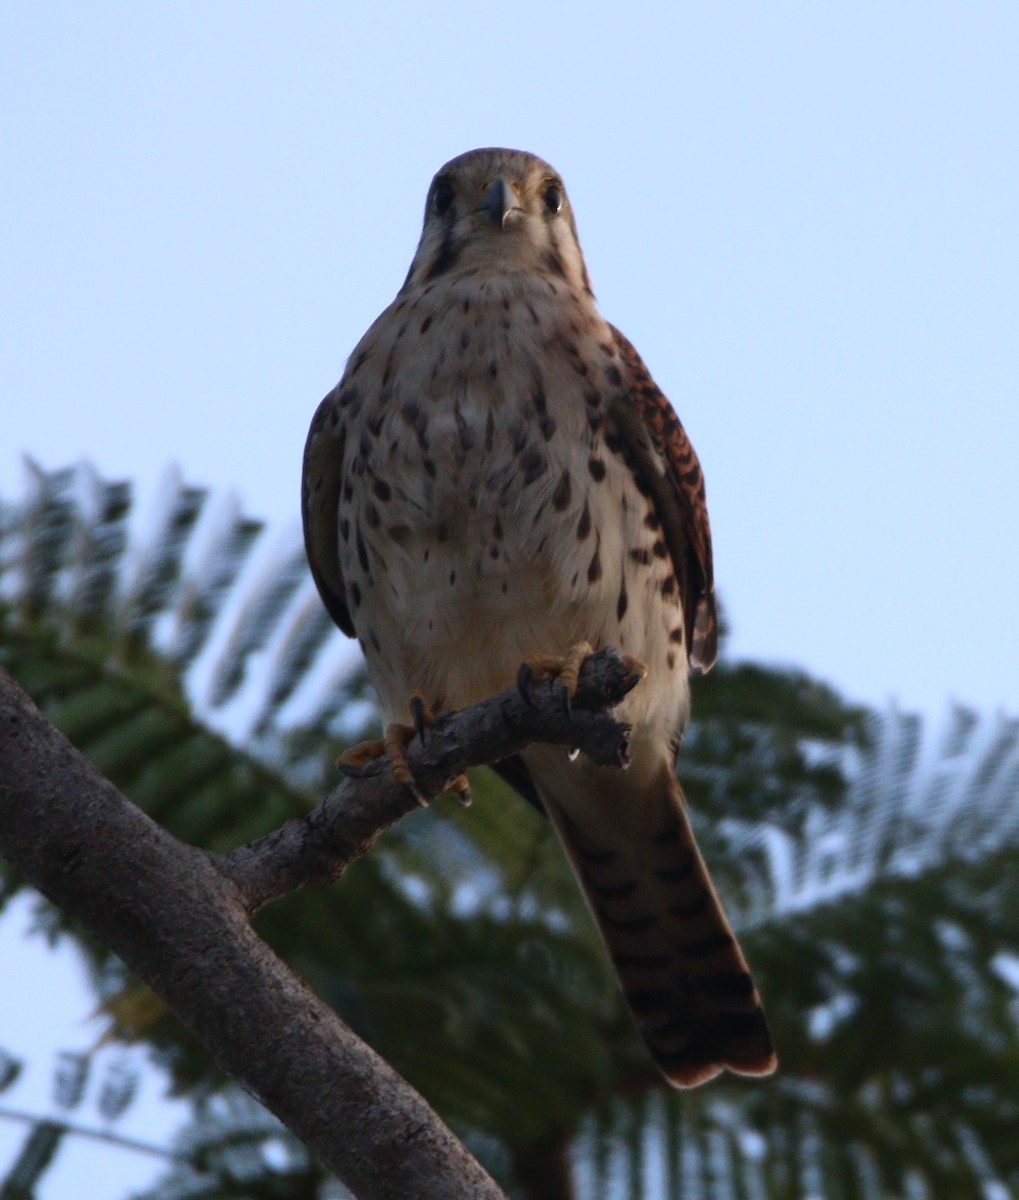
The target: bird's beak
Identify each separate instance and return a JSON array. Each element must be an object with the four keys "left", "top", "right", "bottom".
[{"left": 478, "top": 177, "right": 521, "bottom": 227}]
